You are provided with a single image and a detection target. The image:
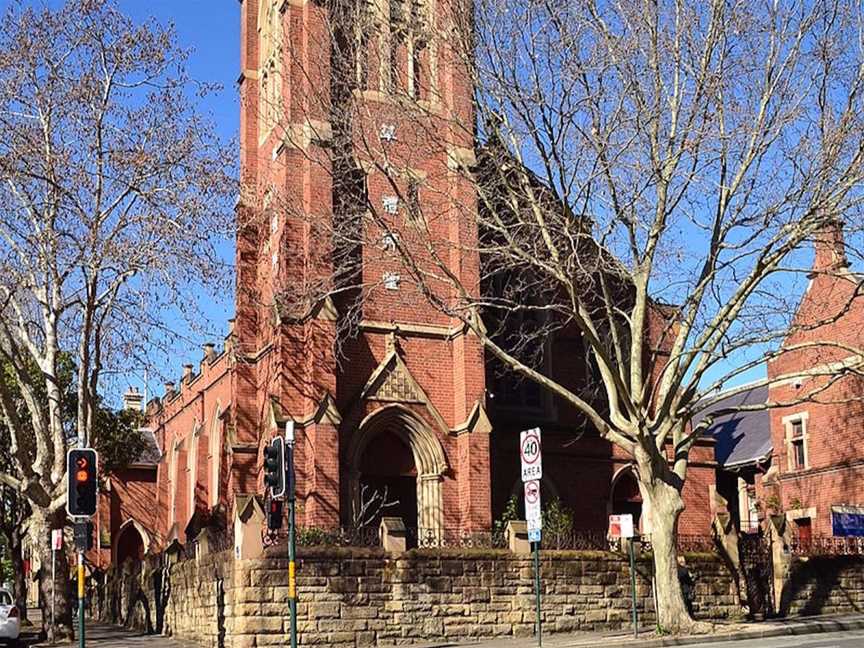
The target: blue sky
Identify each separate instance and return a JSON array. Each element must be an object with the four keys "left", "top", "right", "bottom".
[{"left": 120, "top": 1, "right": 241, "bottom": 398}]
